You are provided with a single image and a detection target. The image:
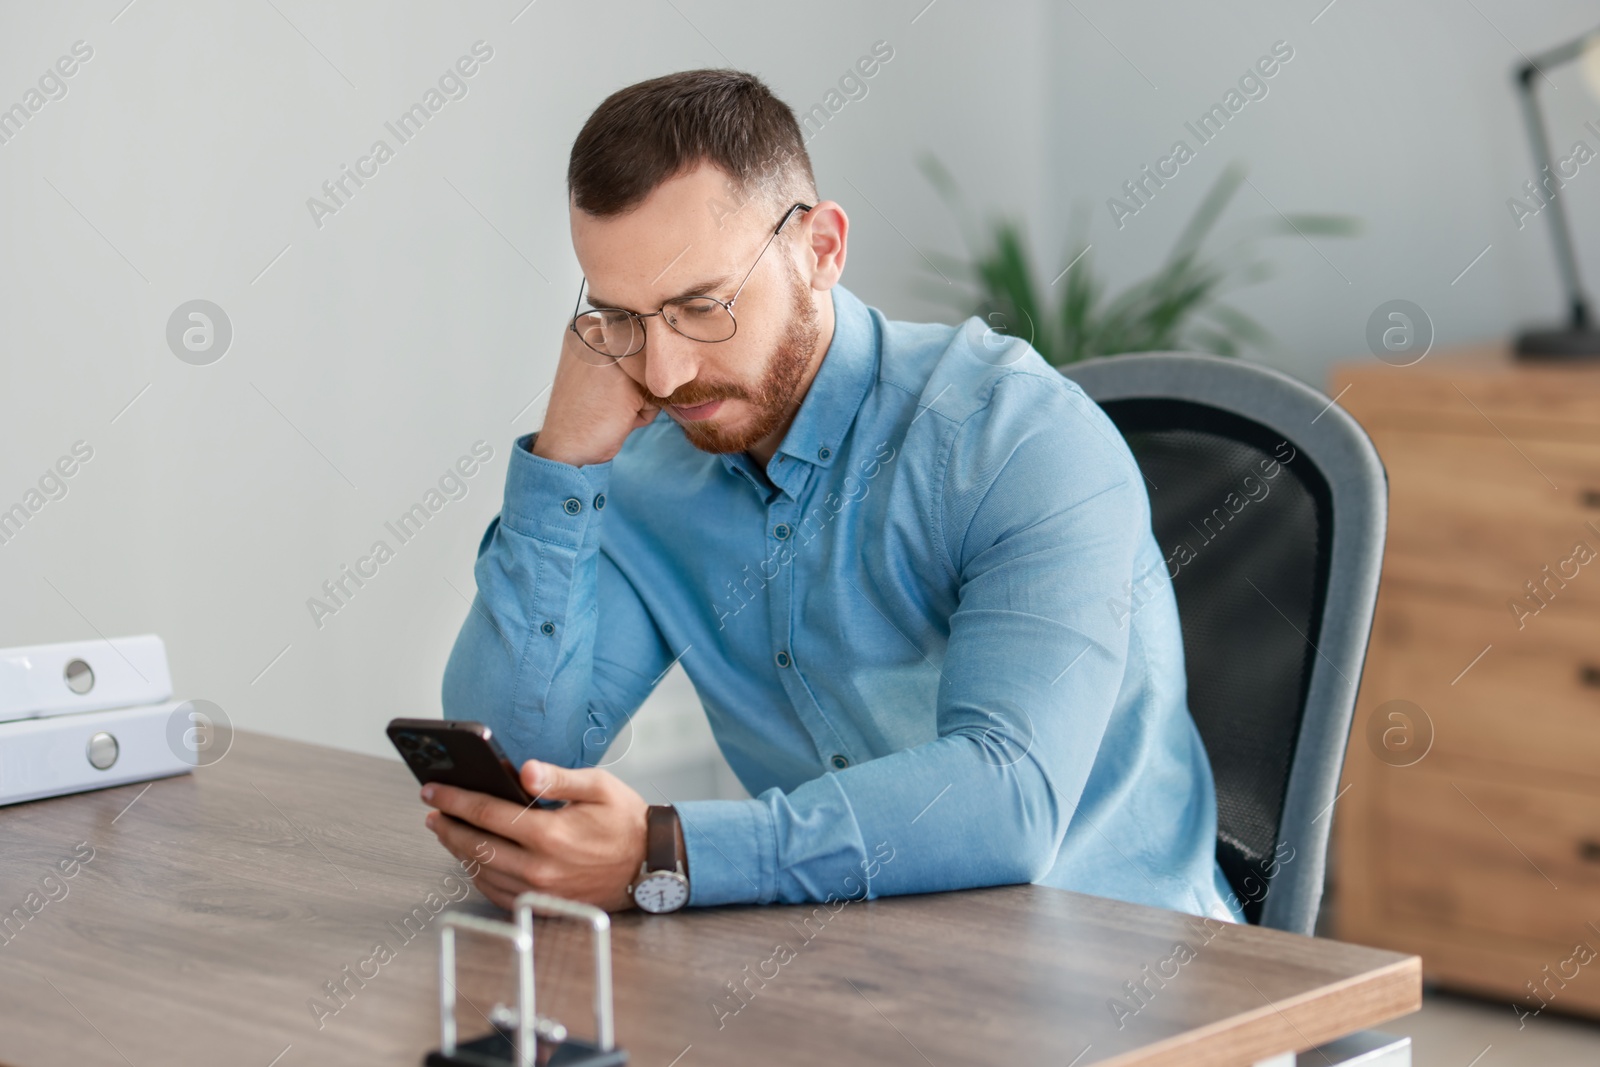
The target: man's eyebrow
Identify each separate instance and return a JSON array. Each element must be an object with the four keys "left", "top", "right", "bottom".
[{"left": 585, "top": 274, "right": 735, "bottom": 313}]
